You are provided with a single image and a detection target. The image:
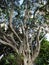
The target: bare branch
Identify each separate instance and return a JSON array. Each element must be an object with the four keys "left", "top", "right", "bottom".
[
  {"left": 32, "top": 27, "right": 41, "bottom": 62},
  {"left": 39, "top": 34, "right": 46, "bottom": 43},
  {"left": 21, "top": 21, "right": 26, "bottom": 37},
  {"left": 34, "top": 2, "right": 49, "bottom": 16},
  {"left": 0, "top": 31, "right": 13, "bottom": 43},
  {"left": 10, "top": 33, "right": 18, "bottom": 46},
  {"left": 9, "top": 8, "right": 22, "bottom": 43},
  {"left": 0, "top": 39, "right": 18, "bottom": 53},
  {"left": 3, "top": 35, "right": 12, "bottom": 43}
]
